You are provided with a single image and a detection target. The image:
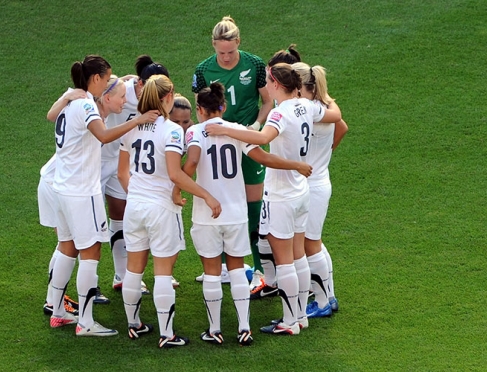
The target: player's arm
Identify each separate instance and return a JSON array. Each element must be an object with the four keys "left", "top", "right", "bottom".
[
  {"left": 182, "top": 145, "right": 201, "bottom": 178},
  {"left": 247, "top": 147, "right": 312, "bottom": 177},
  {"left": 46, "top": 89, "right": 87, "bottom": 122},
  {"left": 117, "top": 149, "right": 130, "bottom": 193},
  {"left": 205, "top": 124, "right": 278, "bottom": 146},
  {"left": 333, "top": 119, "right": 348, "bottom": 150},
  {"left": 318, "top": 99, "right": 341, "bottom": 124},
  {"left": 172, "top": 144, "right": 201, "bottom": 206},
  {"left": 88, "top": 110, "right": 159, "bottom": 144},
  {"left": 253, "top": 86, "right": 273, "bottom": 129},
  {"left": 166, "top": 151, "right": 221, "bottom": 218}
]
